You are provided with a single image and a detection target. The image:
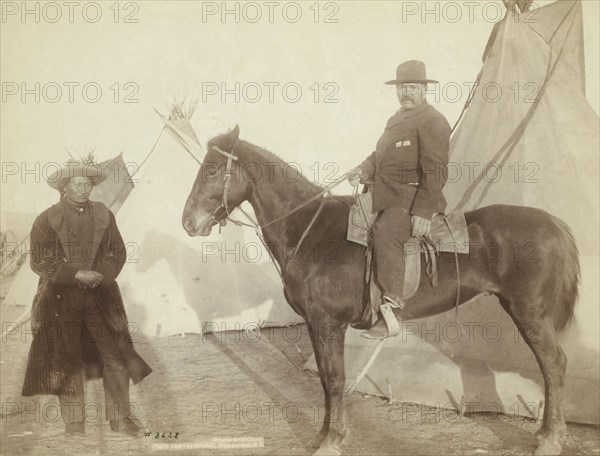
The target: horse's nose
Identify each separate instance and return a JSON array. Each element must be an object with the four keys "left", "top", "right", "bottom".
[{"left": 183, "top": 217, "right": 196, "bottom": 233}]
